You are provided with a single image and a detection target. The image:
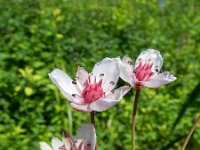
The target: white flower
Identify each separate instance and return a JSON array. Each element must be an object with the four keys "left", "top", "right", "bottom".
[
  {"left": 49, "top": 58, "right": 130, "bottom": 112},
  {"left": 40, "top": 123, "right": 96, "bottom": 150},
  {"left": 119, "top": 49, "right": 176, "bottom": 89}
]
